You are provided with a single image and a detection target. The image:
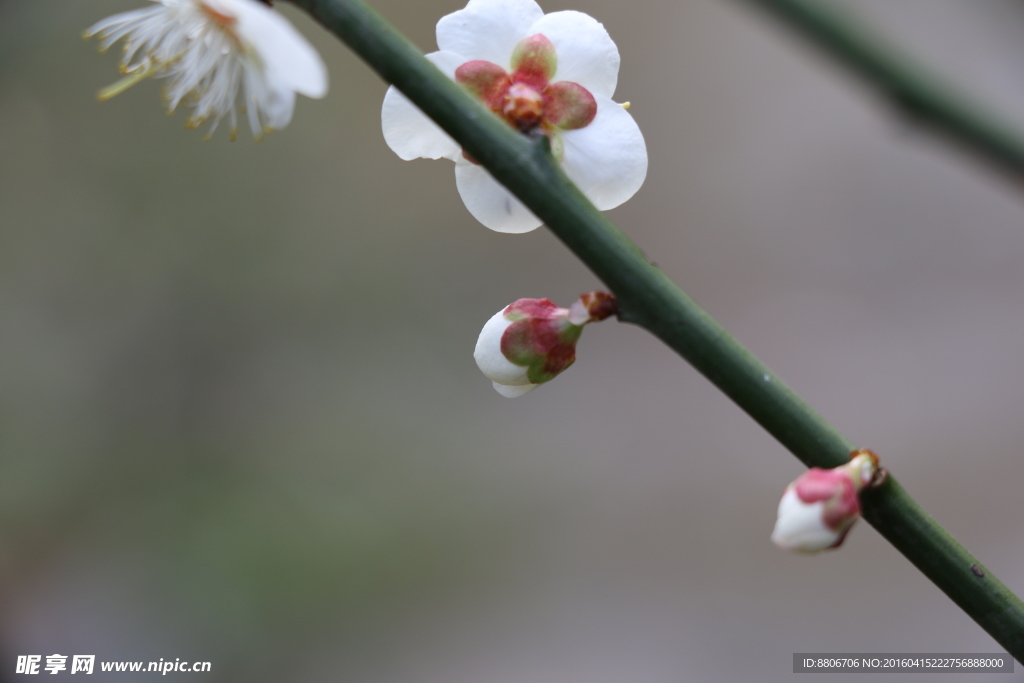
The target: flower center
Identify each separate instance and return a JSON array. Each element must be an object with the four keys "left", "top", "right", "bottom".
[
  {"left": 199, "top": 2, "right": 238, "bottom": 28},
  {"left": 503, "top": 83, "right": 545, "bottom": 132},
  {"left": 454, "top": 34, "right": 597, "bottom": 158}
]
